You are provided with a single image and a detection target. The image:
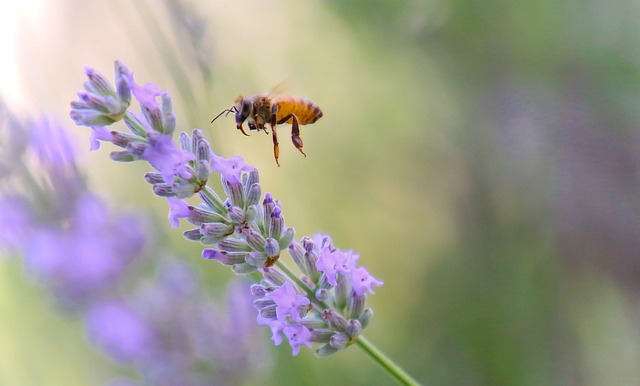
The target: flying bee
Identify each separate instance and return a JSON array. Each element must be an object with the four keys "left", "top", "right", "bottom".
[{"left": 211, "top": 92, "right": 323, "bottom": 166}]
